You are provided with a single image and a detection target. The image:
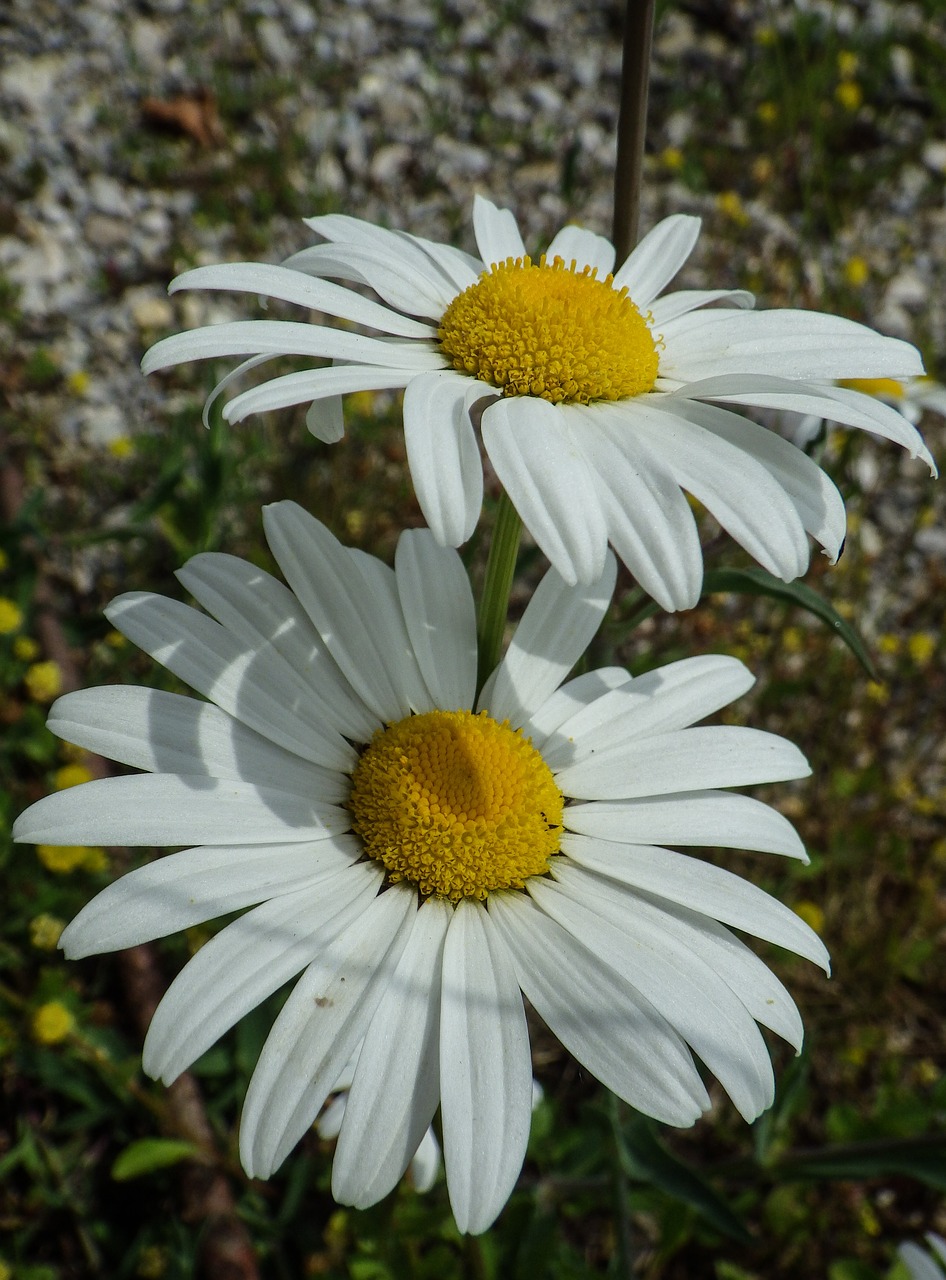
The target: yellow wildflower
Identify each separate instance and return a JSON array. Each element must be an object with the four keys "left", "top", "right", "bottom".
[
  {"left": 67, "top": 370, "right": 91, "bottom": 396},
  {"left": 13, "top": 635, "right": 40, "bottom": 661},
  {"left": 756, "top": 101, "right": 778, "bottom": 125},
  {"left": 108, "top": 437, "right": 135, "bottom": 460},
  {"left": 837, "top": 51, "right": 860, "bottom": 78},
  {"left": 843, "top": 256, "right": 869, "bottom": 288},
  {"left": 32, "top": 1001, "right": 75, "bottom": 1045},
  {"left": 907, "top": 632, "right": 936, "bottom": 666},
  {"left": 54, "top": 762, "right": 95, "bottom": 790},
  {"left": 30, "top": 913, "right": 66, "bottom": 950},
  {"left": 660, "top": 146, "right": 684, "bottom": 171},
  {"left": 835, "top": 81, "right": 863, "bottom": 111},
  {"left": 0, "top": 597, "right": 22, "bottom": 634},
  {"left": 25, "top": 660, "right": 62, "bottom": 702},
  {"left": 37, "top": 844, "right": 92, "bottom": 874},
  {"left": 793, "top": 900, "right": 825, "bottom": 935},
  {"left": 716, "top": 191, "right": 750, "bottom": 226}
]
